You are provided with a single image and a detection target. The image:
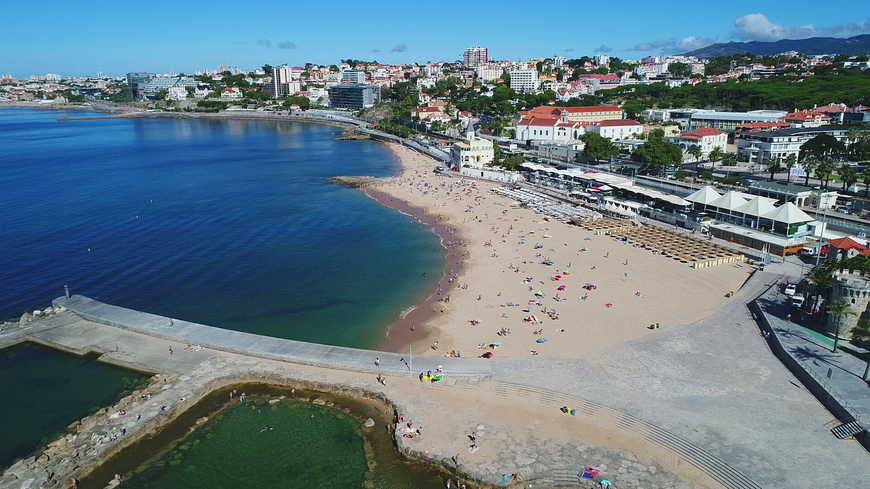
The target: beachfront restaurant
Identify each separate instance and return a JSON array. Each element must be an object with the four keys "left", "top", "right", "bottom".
[
  {"left": 519, "top": 162, "right": 631, "bottom": 194},
  {"left": 612, "top": 183, "right": 691, "bottom": 214},
  {"left": 710, "top": 223, "right": 811, "bottom": 257}
]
